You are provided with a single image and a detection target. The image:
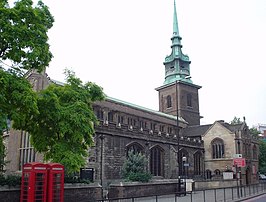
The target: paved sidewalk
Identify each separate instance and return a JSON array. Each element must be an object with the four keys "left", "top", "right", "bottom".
[{"left": 115, "top": 187, "right": 266, "bottom": 202}]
